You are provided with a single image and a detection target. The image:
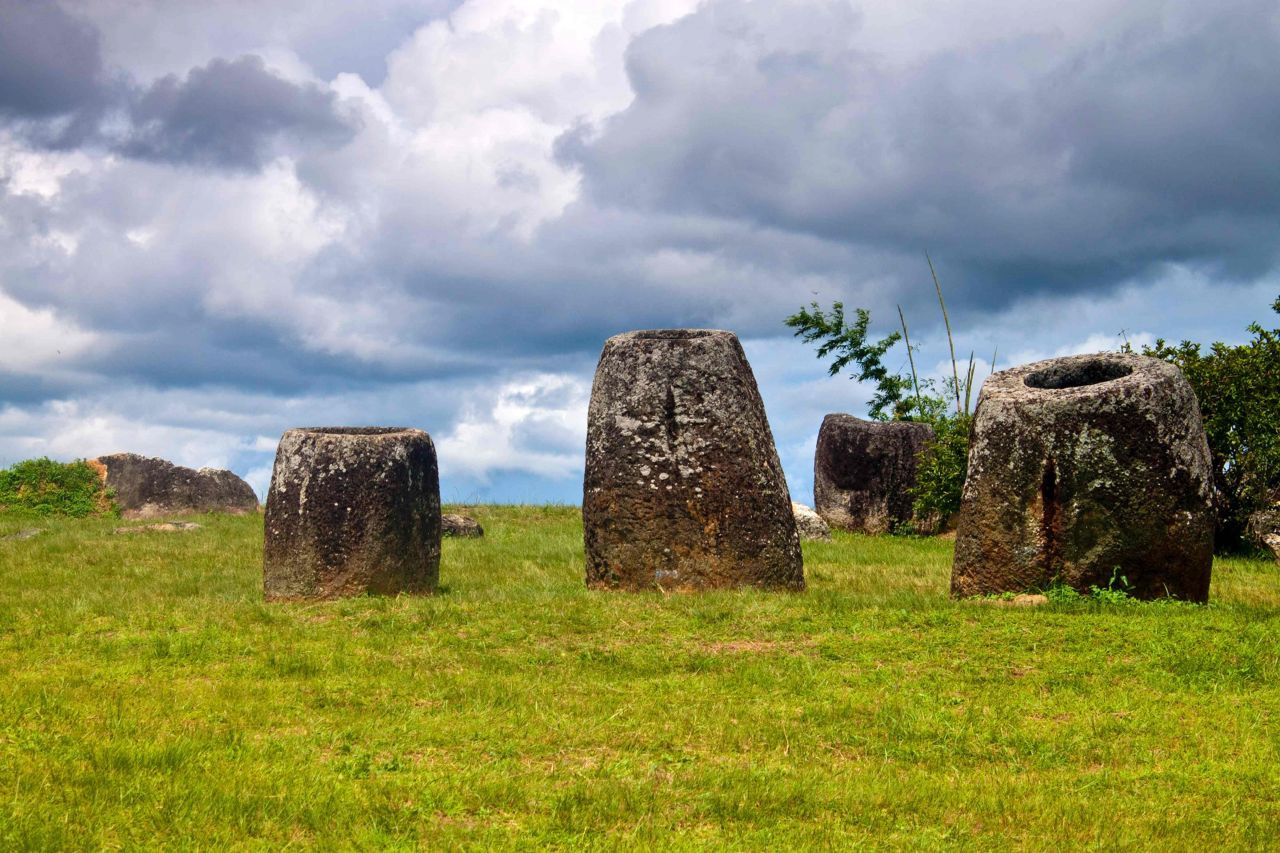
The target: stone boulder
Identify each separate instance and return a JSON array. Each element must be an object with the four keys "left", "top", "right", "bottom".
[
  {"left": 442, "top": 513, "right": 484, "bottom": 538},
  {"left": 1246, "top": 507, "right": 1280, "bottom": 563},
  {"left": 813, "top": 415, "right": 934, "bottom": 534},
  {"left": 791, "top": 502, "right": 832, "bottom": 541},
  {"left": 90, "top": 453, "right": 258, "bottom": 519},
  {"left": 263, "top": 427, "right": 441, "bottom": 601},
  {"left": 951, "top": 352, "right": 1214, "bottom": 602},
  {"left": 583, "top": 329, "right": 803, "bottom": 591}
]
